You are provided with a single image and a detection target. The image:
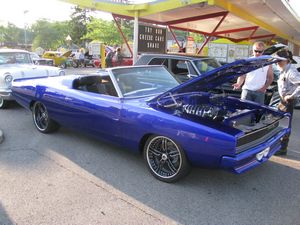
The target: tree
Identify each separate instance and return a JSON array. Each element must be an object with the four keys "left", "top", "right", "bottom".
[
  {"left": 68, "top": 6, "right": 92, "bottom": 46},
  {"left": 31, "top": 20, "right": 69, "bottom": 50},
  {"left": 0, "top": 23, "right": 24, "bottom": 46},
  {"left": 84, "top": 17, "right": 133, "bottom": 46}
]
